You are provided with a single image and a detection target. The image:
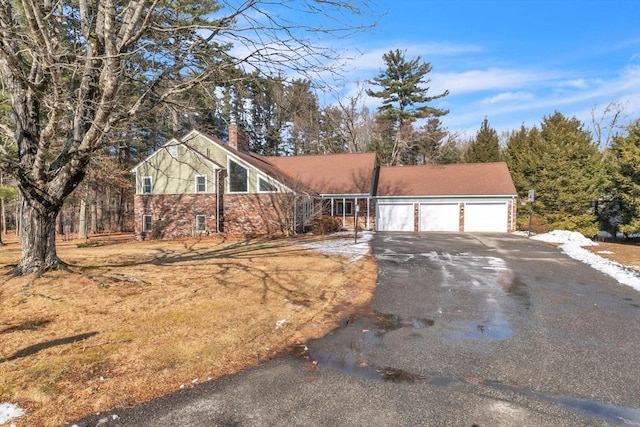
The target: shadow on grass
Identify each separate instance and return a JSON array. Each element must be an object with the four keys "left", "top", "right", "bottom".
[
  {"left": 73, "top": 234, "right": 354, "bottom": 270},
  {"left": 0, "top": 318, "right": 52, "bottom": 334},
  {"left": 0, "top": 331, "right": 98, "bottom": 363}
]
